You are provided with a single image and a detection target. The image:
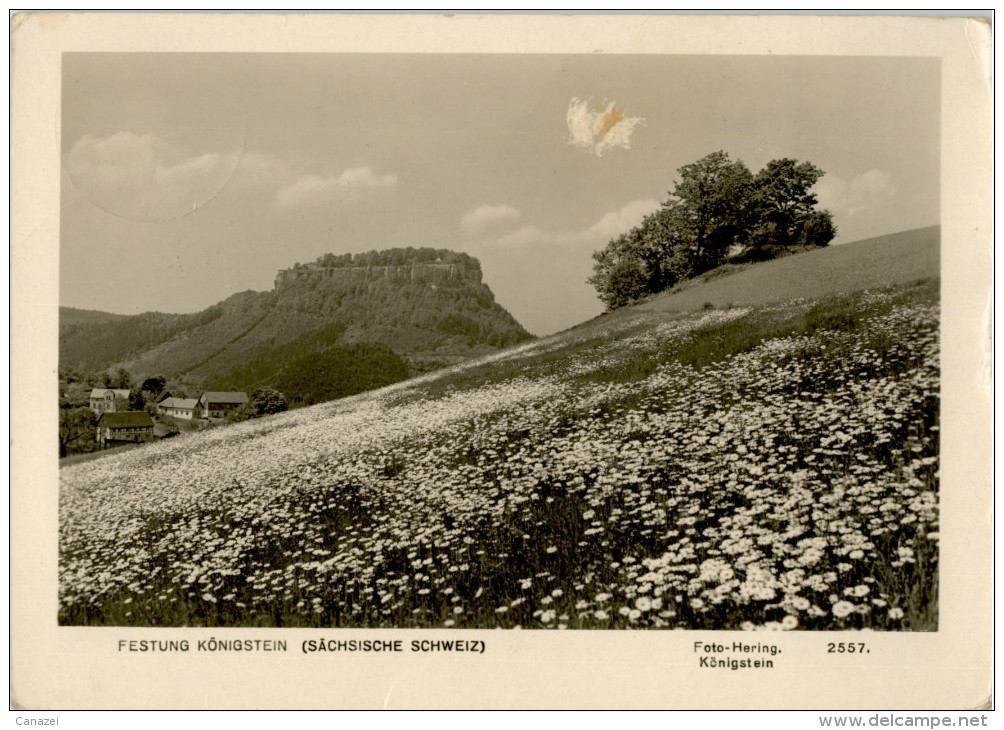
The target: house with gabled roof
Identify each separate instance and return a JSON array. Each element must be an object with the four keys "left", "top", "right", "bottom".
[
  {"left": 89, "top": 388, "right": 130, "bottom": 414},
  {"left": 158, "top": 397, "right": 201, "bottom": 420},
  {"left": 197, "top": 392, "right": 249, "bottom": 421},
  {"left": 96, "top": 411, "right": 155, "bottom": 448}
]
